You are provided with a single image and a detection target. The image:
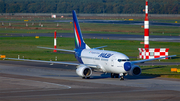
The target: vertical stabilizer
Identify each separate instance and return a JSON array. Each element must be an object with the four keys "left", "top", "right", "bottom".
[{"left": 72, "top": 10, "right": 90, "bottom": 49}]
